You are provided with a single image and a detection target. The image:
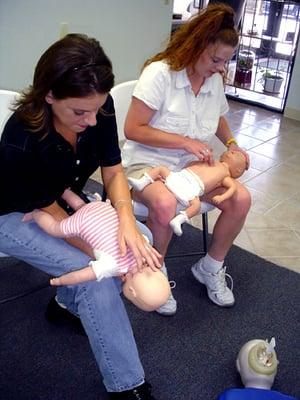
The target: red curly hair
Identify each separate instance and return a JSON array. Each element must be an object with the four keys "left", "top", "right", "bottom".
[{"left": 144, "top": 3, "right": 239, "bottom": 71}]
